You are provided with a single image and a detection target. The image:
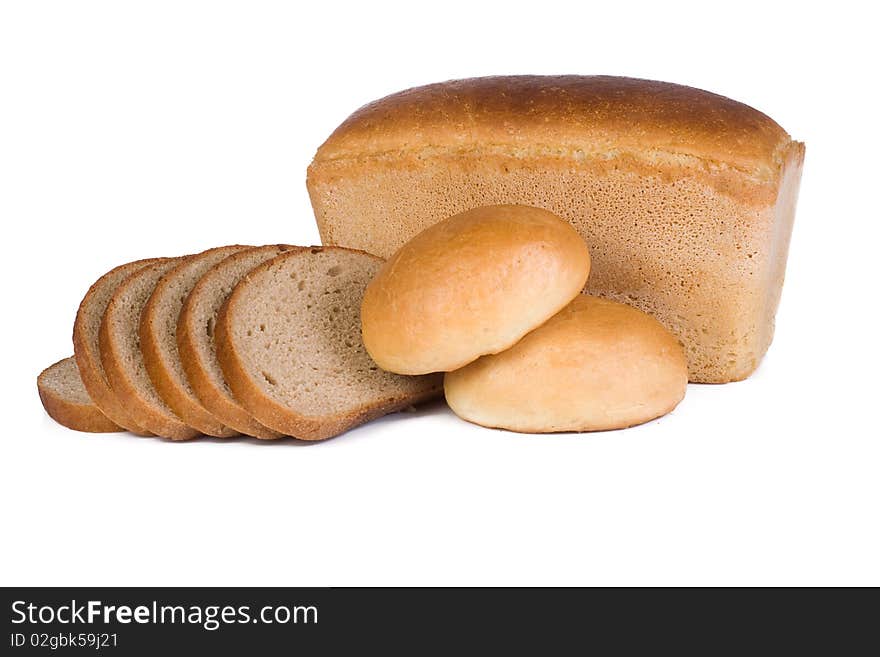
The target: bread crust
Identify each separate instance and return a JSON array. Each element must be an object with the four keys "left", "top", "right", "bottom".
[
  {"left": 214, "top": 247, "right": 443, "bottom": 440},
  {"left": 444, "top": 295, "right": 688, "bottom": 433},
  {"left": 140, "top": 246, "right": 252, "bottom": 438},
  {"left": 176, "top": 246, "right": 296, "bottom": 439},
  {"left": 100, "top": 259, "right": 200, "bottom": 441},
  {"left": 312, "top": 76, "right": 794, "bottom": 187},
  {"left": 73, "top": 258, "right": 165, "bottom": 435},
  {"left": 38, "top": 357, "right": 122, "bottom": 433}
]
